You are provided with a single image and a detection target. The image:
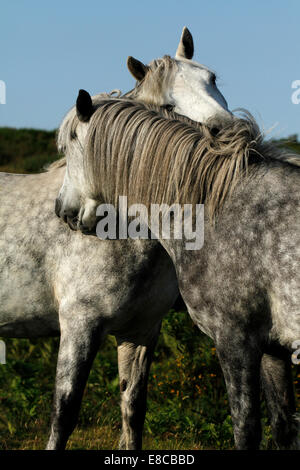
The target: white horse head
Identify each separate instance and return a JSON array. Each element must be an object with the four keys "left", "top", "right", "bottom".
[{"left": 126, "top": 27, "right": 232, "bottom": 129}]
